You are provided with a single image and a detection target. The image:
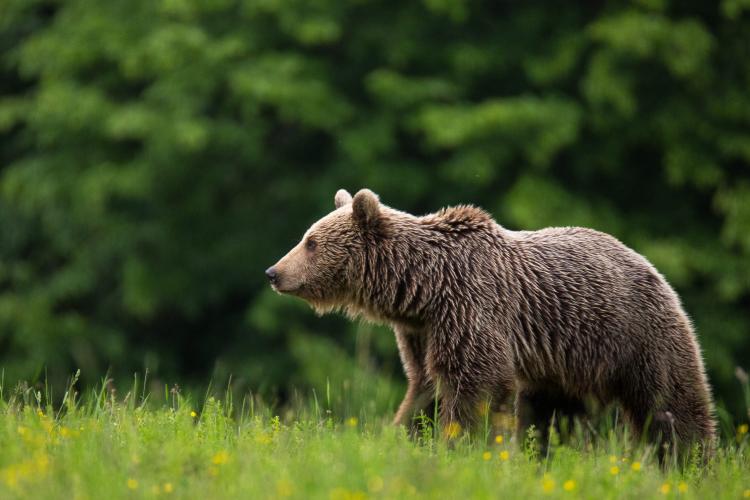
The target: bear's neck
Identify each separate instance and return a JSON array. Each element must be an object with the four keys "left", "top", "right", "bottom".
[{"left": 352, "top": 215, "right": 510, "bottom": 327}]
